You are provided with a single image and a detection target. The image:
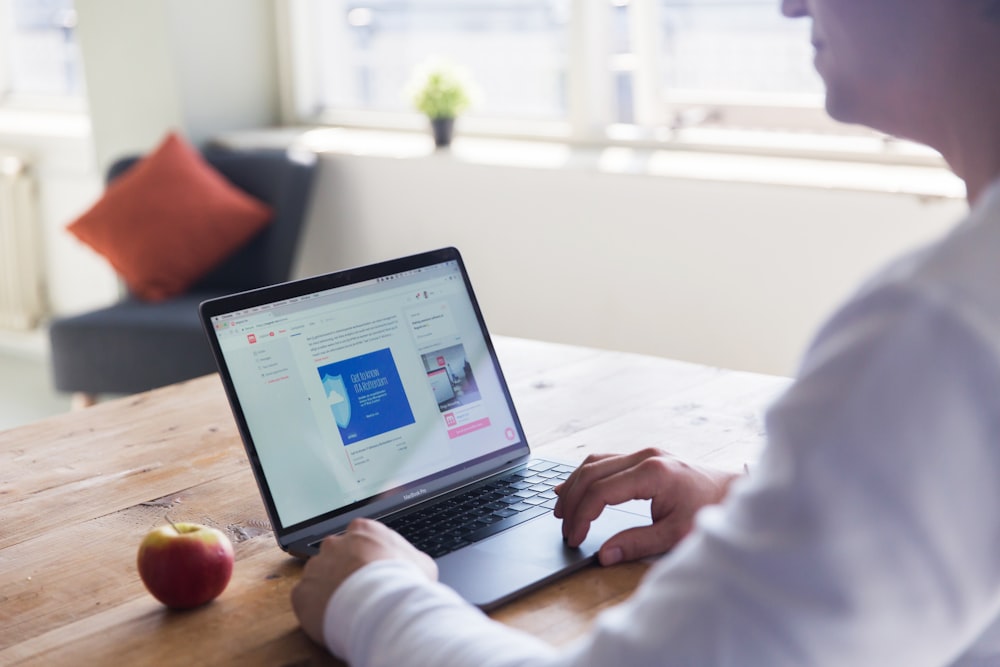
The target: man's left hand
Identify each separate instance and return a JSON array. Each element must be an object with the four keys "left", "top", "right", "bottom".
[{"left": 291, "top": 518, "right": 438, "bottom": 644}]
